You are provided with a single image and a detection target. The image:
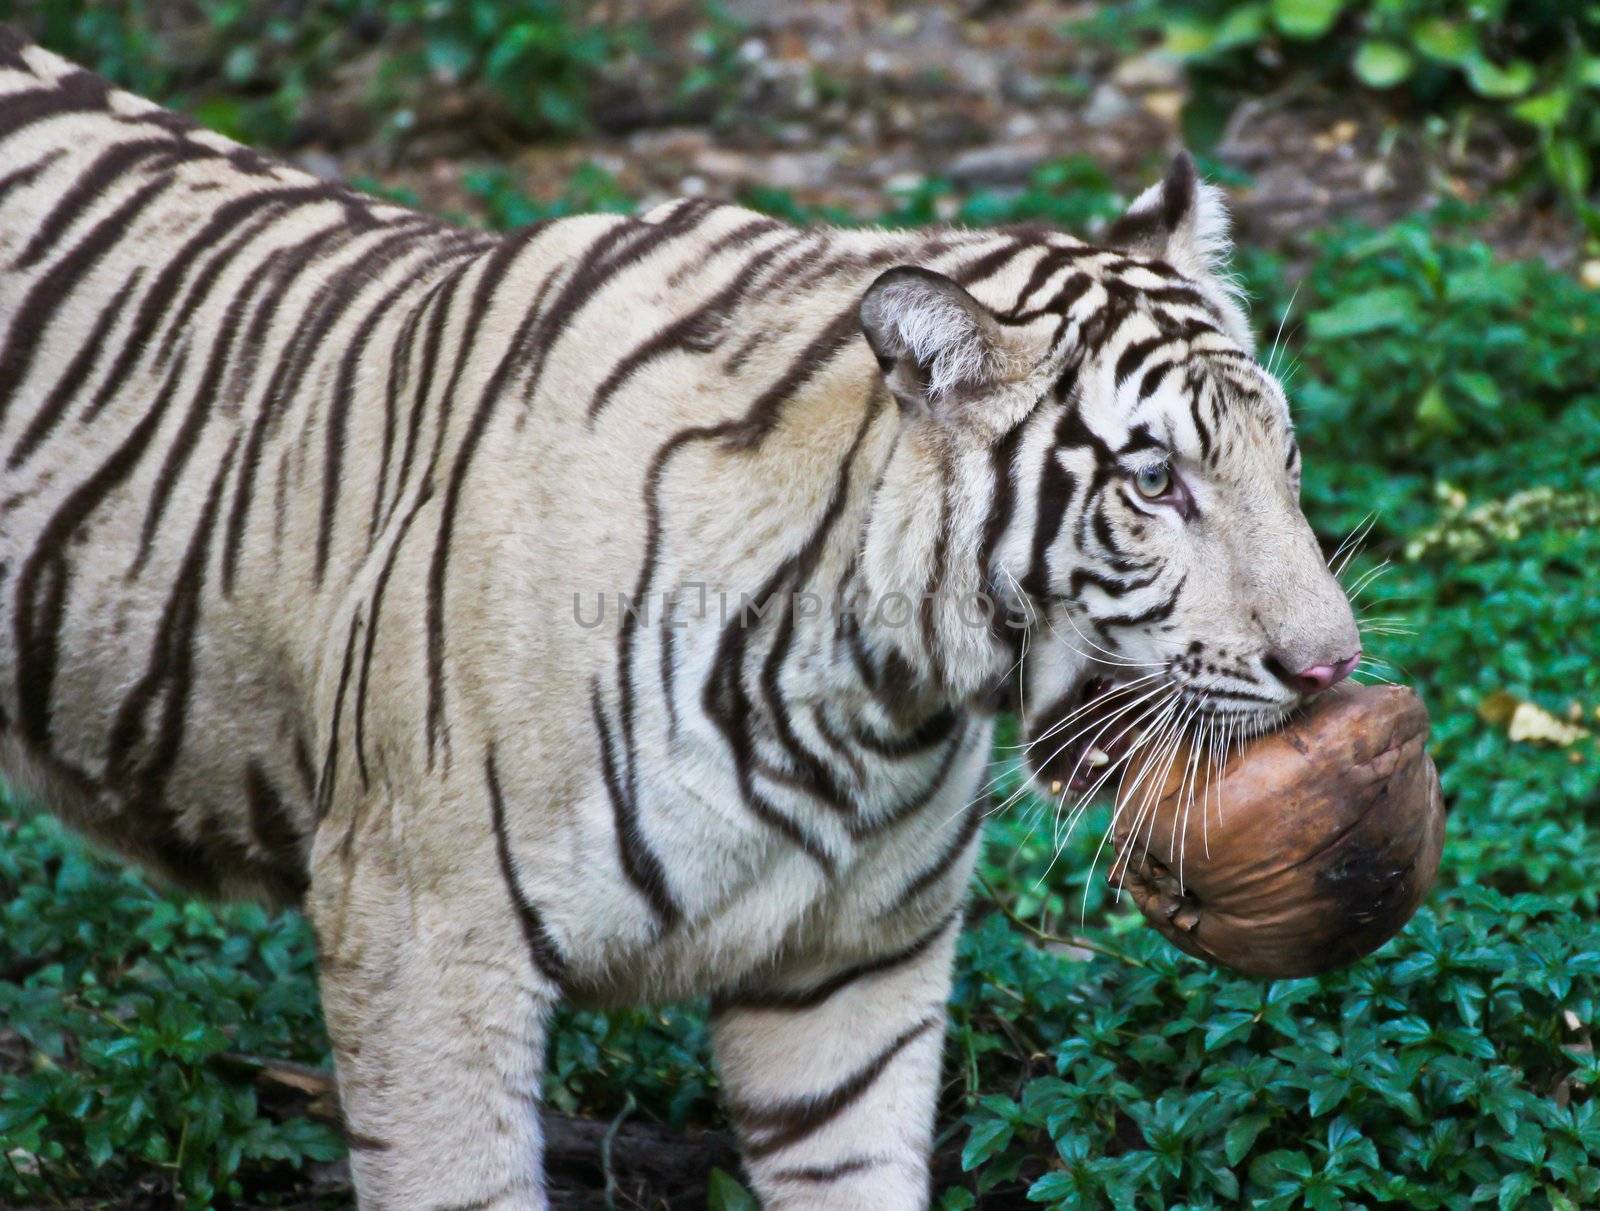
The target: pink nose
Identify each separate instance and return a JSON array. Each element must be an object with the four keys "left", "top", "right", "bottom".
[{"left": 1284, "top": 652, "right": 1361, "bottom": 695}]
